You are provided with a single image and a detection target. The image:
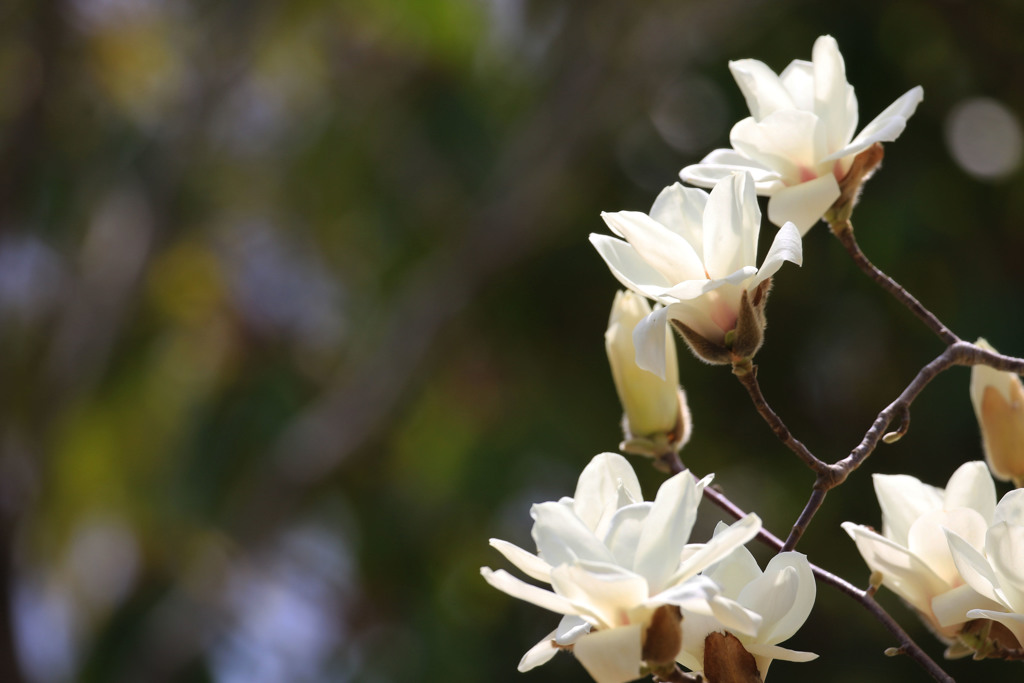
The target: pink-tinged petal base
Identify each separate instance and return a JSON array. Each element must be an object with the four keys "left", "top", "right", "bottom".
[{"left": 766, "top": 174, "right": 840, "bottom": 234}]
